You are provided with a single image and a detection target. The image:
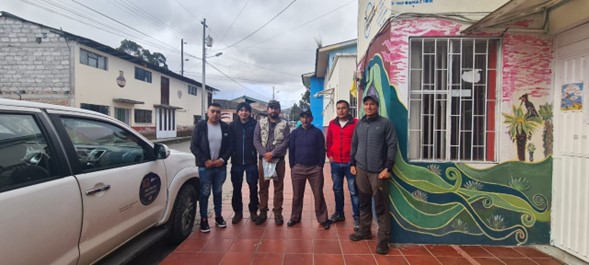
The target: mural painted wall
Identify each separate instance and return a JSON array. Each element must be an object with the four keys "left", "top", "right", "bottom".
[{"left": 357, "top": 18, "right": 553, "bottom": 245}]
